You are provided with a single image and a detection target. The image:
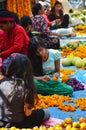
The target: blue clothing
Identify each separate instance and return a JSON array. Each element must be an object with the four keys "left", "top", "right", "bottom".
[{"left": 43, "top": 49, "right": 60, "bottom": 76}]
